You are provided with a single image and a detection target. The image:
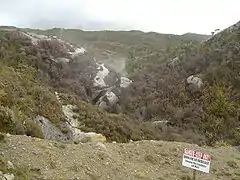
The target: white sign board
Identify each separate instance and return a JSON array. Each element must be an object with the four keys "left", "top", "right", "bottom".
[{"left": 182, "top": 148, "right": 211, "bottom": 173}]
